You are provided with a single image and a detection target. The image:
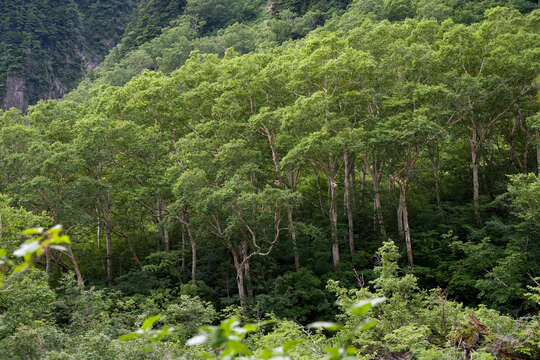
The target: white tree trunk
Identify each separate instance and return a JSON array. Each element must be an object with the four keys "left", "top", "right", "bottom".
[
  {"left": 470, "top": 130, "right": 481, "bottom": 224},
  {"left": 344, "top": 151, "right": 355, "bottom": 255},
  {"left": 329, "top": 176, "right": 340, "bottom": 268},
  {"left": 399, "top": 181, "right": 413, "bottom": 267}
]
